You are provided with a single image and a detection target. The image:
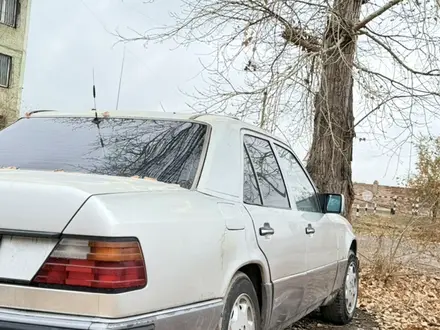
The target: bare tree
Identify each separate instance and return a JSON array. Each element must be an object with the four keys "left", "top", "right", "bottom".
[{"left": 120, "top": 0, "right": 440, "bottom": 219}]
